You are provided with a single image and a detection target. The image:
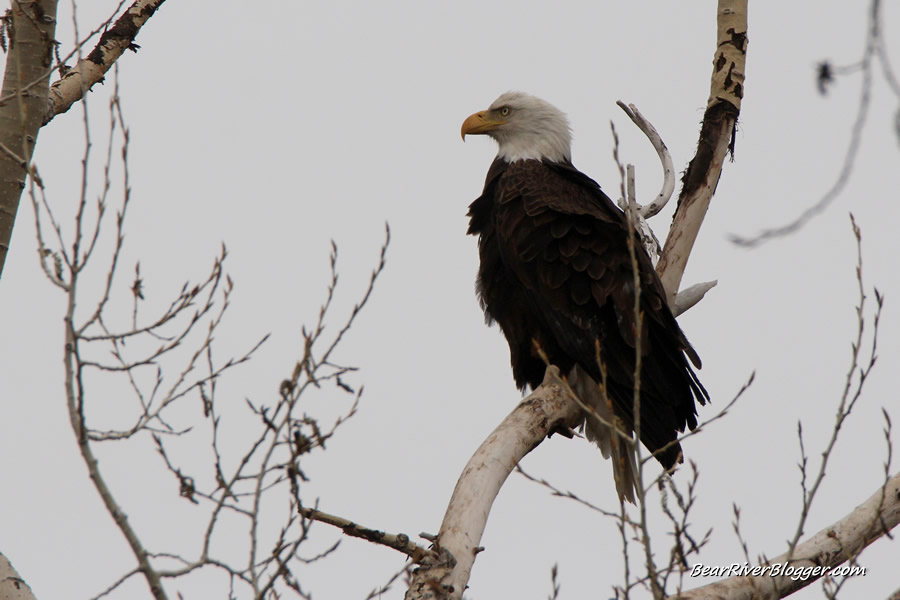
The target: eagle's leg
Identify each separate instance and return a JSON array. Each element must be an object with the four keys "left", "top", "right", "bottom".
[{"left": 543, "top": 365, "right": 583, "bottom": 439}]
